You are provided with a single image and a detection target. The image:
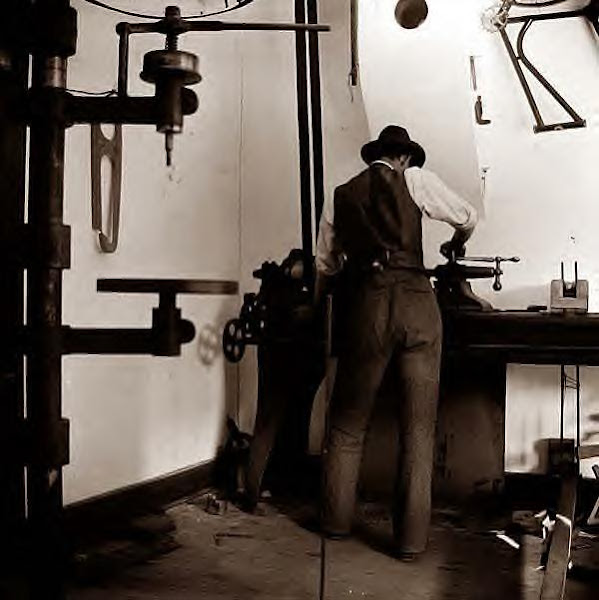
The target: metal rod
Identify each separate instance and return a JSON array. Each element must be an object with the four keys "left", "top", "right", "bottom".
[
  {"left": 470, "top": 55, "right": 478, "bottom": 91},
  {"left": 64, "top": 328, "right": 156, "bottom": 355},
  {"left": 0, "top": 6, "right": 28, "bottom": 572},
  {"left": 319, "top": 294, "right": 334, "bottom": 600},
  {"left": 295, "top": 0, "right": 313, "bottom": 255},
  {"left": 116, "top": 24, "right": 129, "bottom": 96},
  {"left": 576, "top": 365, "right": 581, "bottom": 456},
  {"left": 68, "top": 90, "right": 199, "bottom": 124},
  {"left": 117, "top": 19, "right": 330, "bottom": 34},
  {"left": 516, "top": 21, "right": 585, "bottom": 124},
  {"left": 27, "top": 52, "right": 69, "bottom": 599},
  {"left": 188, "top": 20, "right": 330, "bottom": 32},
  {"left": 534, "top": 121, "right": 586, "bottom": 132},
  {"left": 308, "top": 0, "right": 325, "bottom": 240},
  {"left": 350, "top": 0, "right": 359, "bottom": 86},
  {"left": 560, "top": 365, "right": 565, "bottom": 444},
  {"left": 499, "top": 25, "right": 545, "bottom": 129},
  {"left": 507, "top": 8, "right": 586, "bottom": 24}
]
